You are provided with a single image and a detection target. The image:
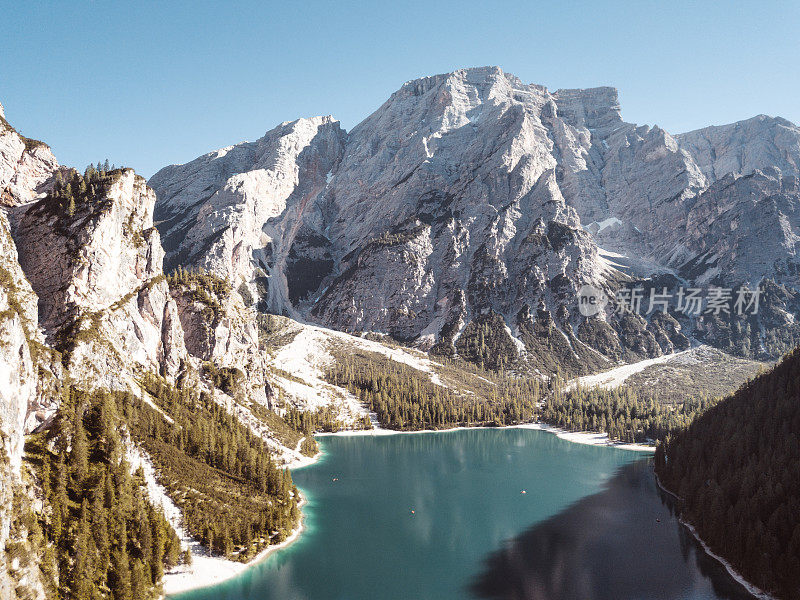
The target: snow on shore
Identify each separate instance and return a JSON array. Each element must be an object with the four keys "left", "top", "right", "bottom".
[{"left": 570, "top": 348, "right": 693, "bottom": 390}]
